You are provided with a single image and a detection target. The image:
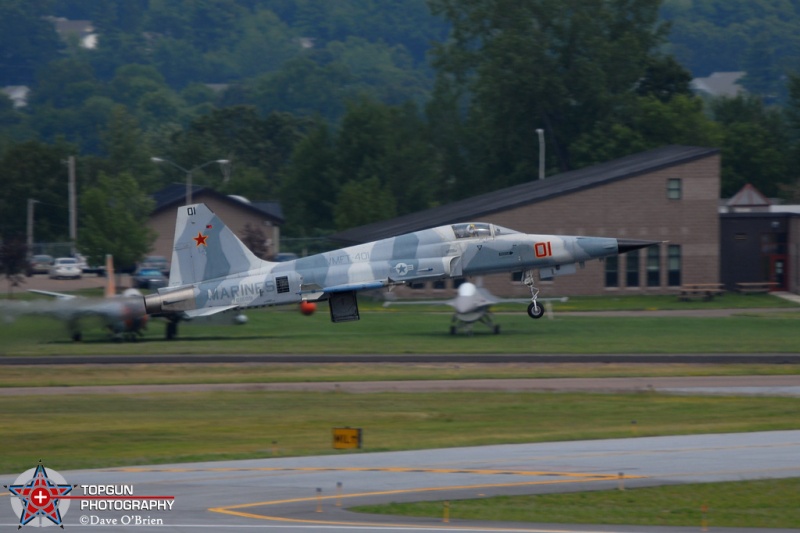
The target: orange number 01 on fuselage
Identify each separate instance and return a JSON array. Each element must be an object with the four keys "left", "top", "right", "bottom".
[{"left": 534, "top": 242, "right": 553, "bottom": 258}]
